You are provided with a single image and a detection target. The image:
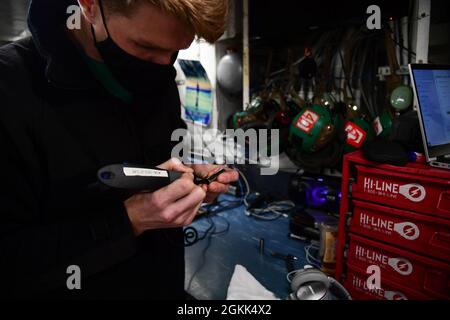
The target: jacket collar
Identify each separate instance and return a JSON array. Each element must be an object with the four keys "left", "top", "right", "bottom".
[{"left": 27, "top": 0, "right": 97, "bottom": 90}]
